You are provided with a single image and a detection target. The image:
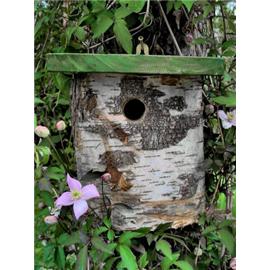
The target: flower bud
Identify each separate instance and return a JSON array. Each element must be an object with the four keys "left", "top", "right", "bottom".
[
  {"left": 35, "top": 125, "right": 50, "bottom": 138},
  {"left": 230, "top": 257, "right": 236, "bottom": 270},
  {"left": 101, "top": 173, "right": 111, "bottom": 182},
  {"left": 55, "top": 120, "right": 66, "bottom": 131},
  {"left": 44, "top": 215, "right": 58, "bottom": 225},
  {"left": 205, "top": 104, "right": 215, "bottom": 115},
  {"left": 185, "top": 33, "right": 193, "bottom": 44},
  {"left": 194, "top": 247, "right": 203, "bottom": 256}
]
